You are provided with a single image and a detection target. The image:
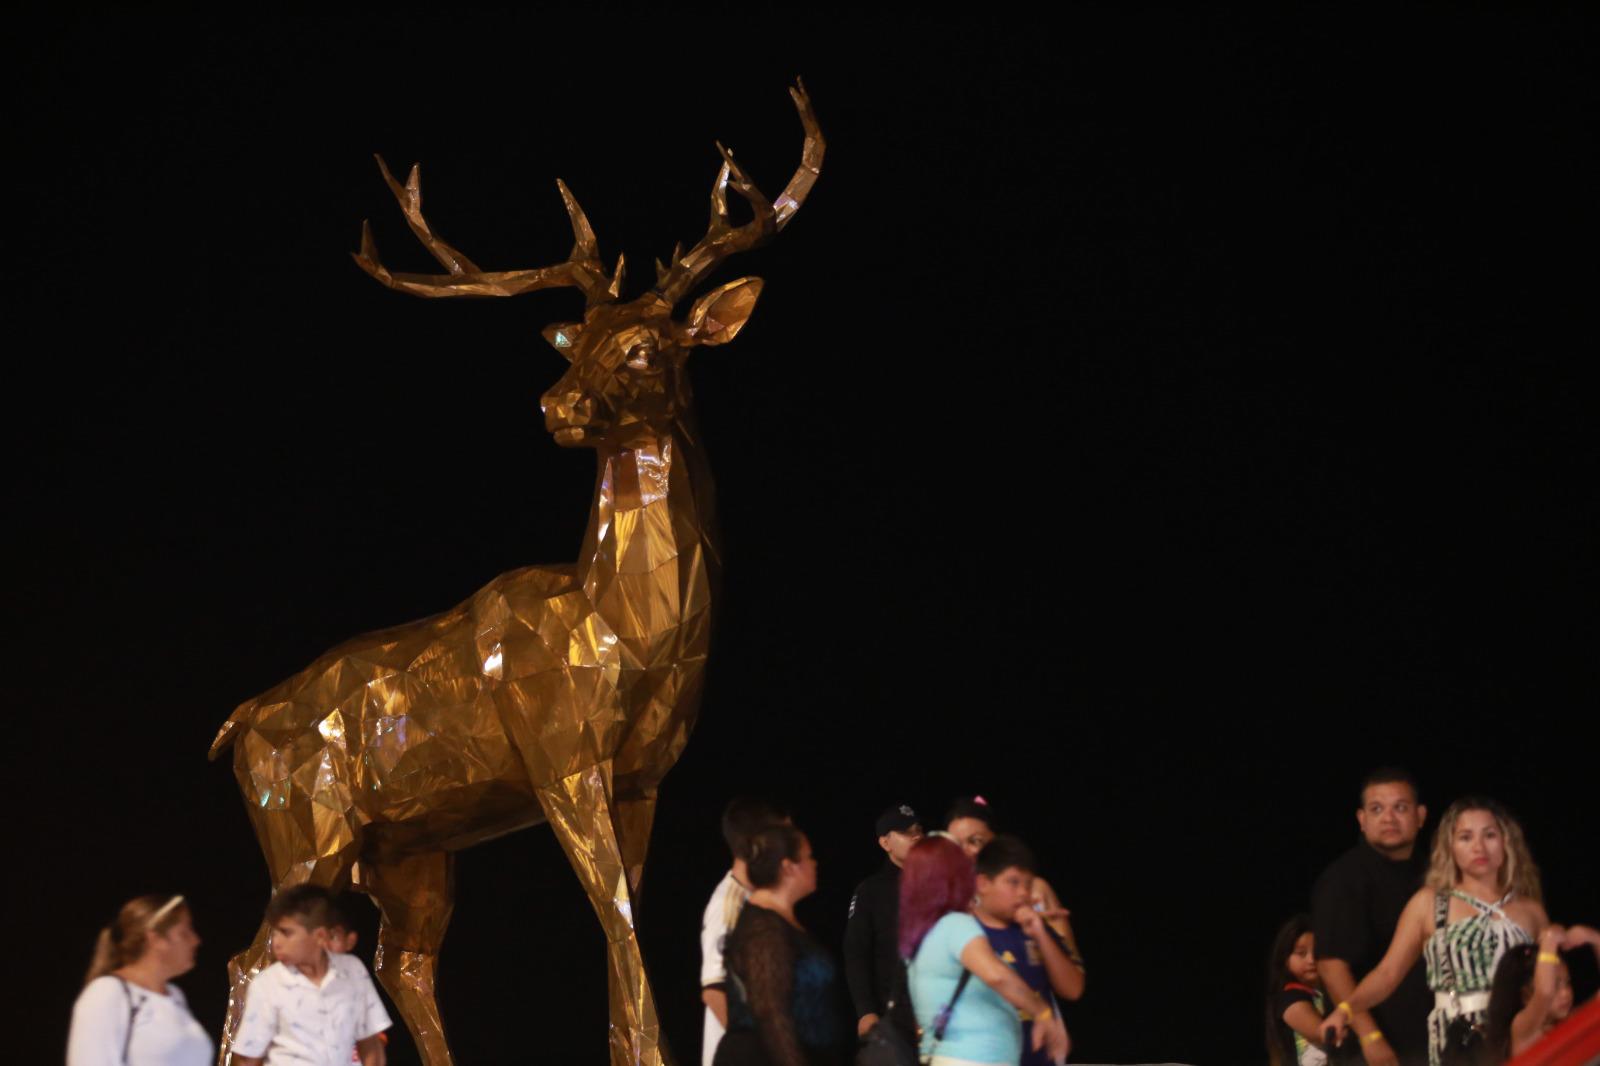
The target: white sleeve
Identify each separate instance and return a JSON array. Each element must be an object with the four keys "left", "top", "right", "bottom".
[
  {"left": 699, "top": 885, "right": 727, "bottom": 987},
  {"left": 66, "top": 978, "right": 129, "bottom": 1066},
  {"left": 231, "top": 973, "right": 277, "bottom": 1058},
  {"left": 353, "top": 962, "right": 392, "bottom": 1040}
]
